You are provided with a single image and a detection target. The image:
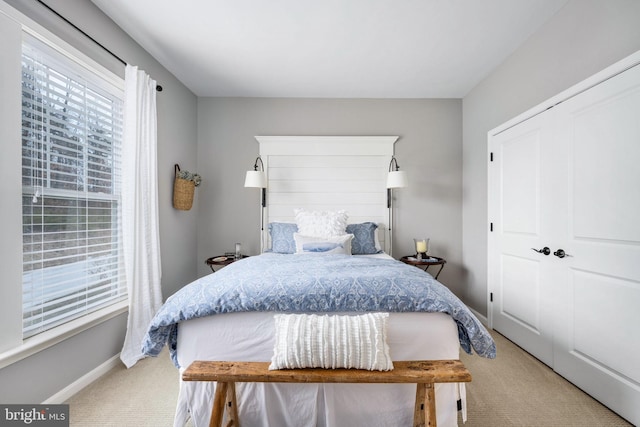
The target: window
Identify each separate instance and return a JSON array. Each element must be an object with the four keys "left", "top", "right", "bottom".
[{"left": 21, "top": 34, "right": 126, "bottom": 339}]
